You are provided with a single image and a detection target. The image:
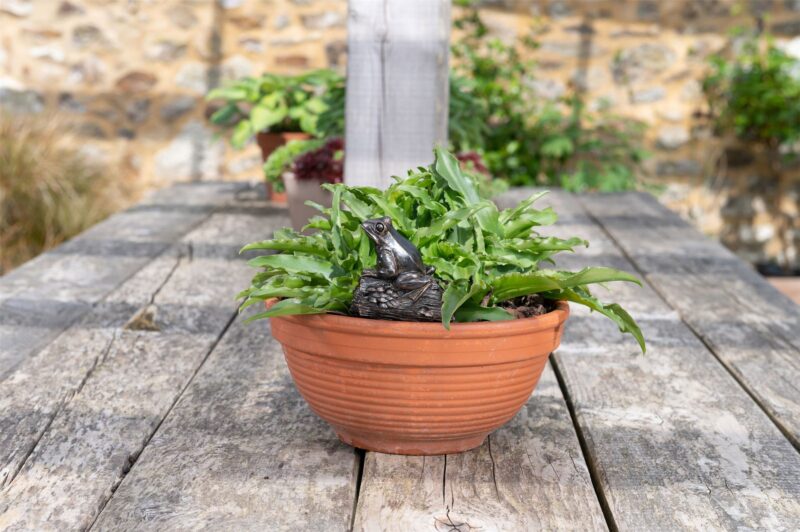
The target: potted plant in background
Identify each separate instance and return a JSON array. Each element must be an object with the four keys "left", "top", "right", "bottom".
[
  {"left": 261, "top": 137, "right": 343, "bottom": 231},
  {"left": 262, "top": 137, "right": 324, "bottom": 213},
  {"left": 282, "top": 137, "right": 344, "bottom": 231},
  {"left": 256, "top": 74, "right": 497, "bottom": 225},
  {"left": 266, "top": 141, "right": 498, "bottom": 233},
  {"left": 206, "top": 69, "right": 342, "bottom": 202},
  {"left": 238, "top": 148, "right": 645, "bottom": 455}
]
